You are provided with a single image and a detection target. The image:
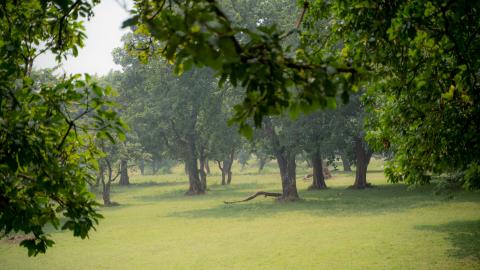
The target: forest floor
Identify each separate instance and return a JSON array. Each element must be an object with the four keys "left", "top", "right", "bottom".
[{"left": 1, "top": 161, "right": 479, "bottom": 269}]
